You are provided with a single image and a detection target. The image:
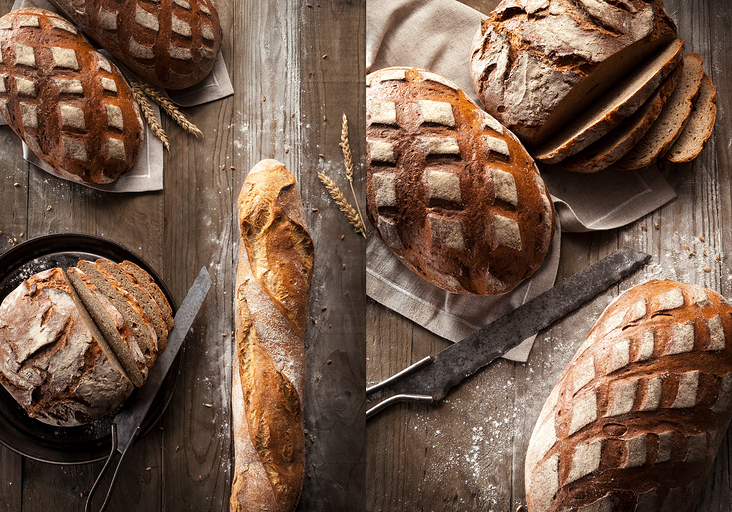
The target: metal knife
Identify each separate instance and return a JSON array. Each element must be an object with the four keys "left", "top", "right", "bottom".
[
  {"left": 85, "top": 266, "right": 212, "bottom": 512},
  {"left": 366, "top": 246, "right": 651, "bottom": 420}
]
